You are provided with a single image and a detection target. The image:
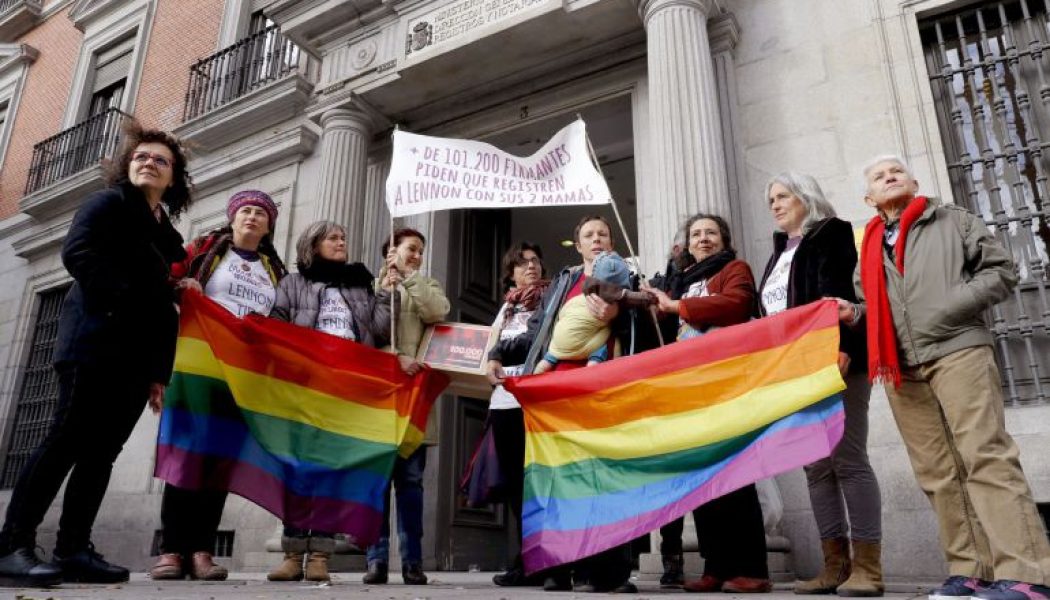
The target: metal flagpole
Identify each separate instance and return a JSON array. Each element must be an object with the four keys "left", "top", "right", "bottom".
[
  {"left": 577, "top": 115, "right": 665, "bottom": 347},
  {"left": 389, "top": 125, "right": 399, "bottom": 354},
  {"left": 578, "top": 116, "right": 638, "bottom": 265}
]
